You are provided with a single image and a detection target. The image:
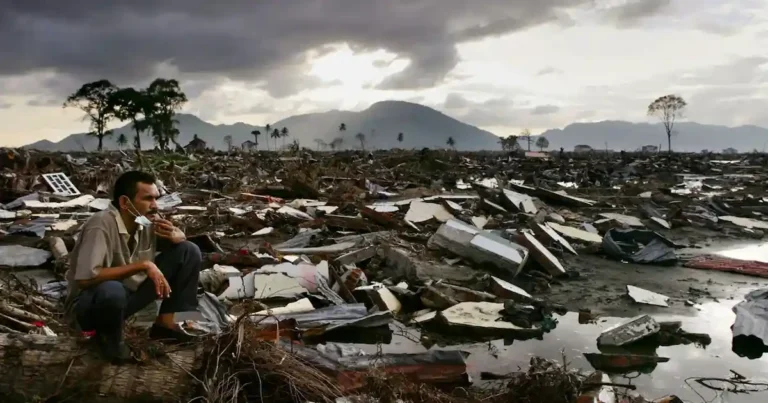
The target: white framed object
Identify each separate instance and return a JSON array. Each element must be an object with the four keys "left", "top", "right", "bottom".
[{"left": 42, "top": 173, "right": 81, "bottom": 196}]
